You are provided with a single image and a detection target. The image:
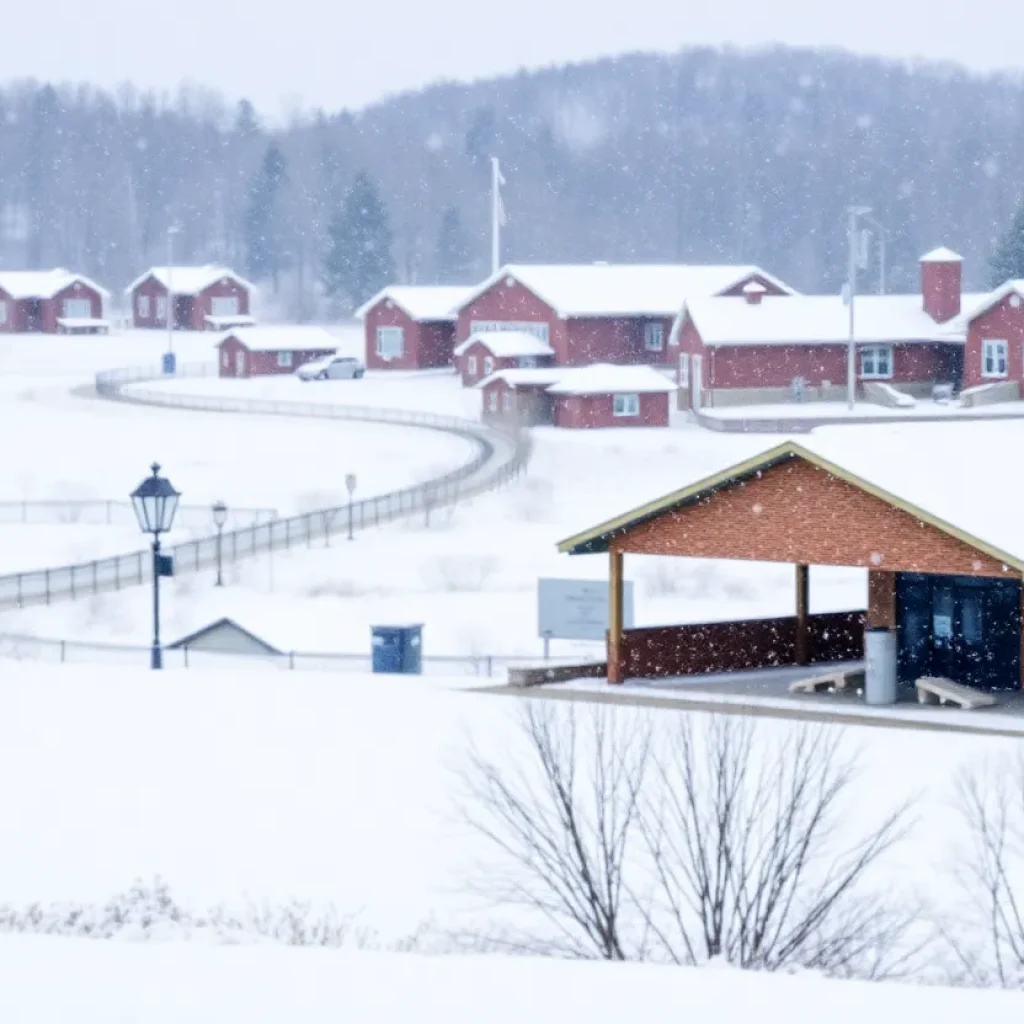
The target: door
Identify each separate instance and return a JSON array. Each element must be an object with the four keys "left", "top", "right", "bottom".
[
  {"left": 691, "top": 354, "right": 703, "bottom": 411},
  {"left": 235, "top": 349, "right": 246, "bottom": 377}
]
